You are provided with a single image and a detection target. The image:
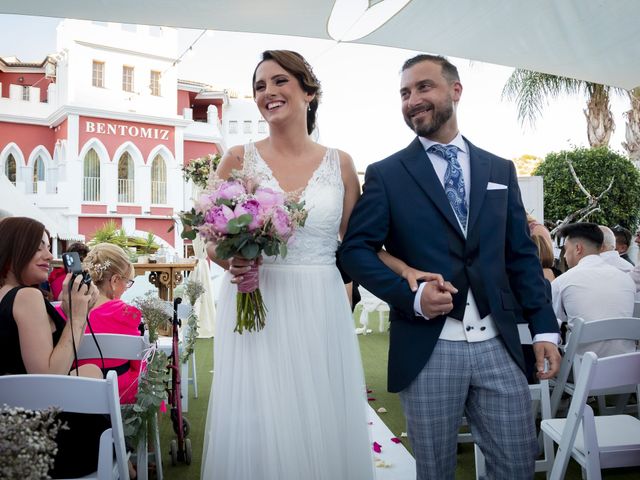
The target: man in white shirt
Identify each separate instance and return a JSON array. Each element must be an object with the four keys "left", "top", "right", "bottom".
[
  {"left": 553, "top": 222, "right": 636, "bottom": 359},
  {"left": 599, "top": 225, "right": 633, "bottom": 272}
]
